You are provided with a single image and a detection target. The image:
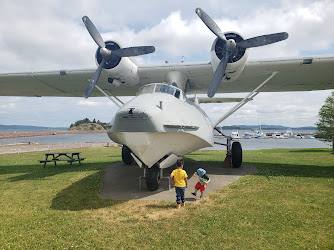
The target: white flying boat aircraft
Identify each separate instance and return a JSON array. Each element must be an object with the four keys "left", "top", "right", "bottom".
[{"left": 1, "top": 8, "right": 334, "bottom": 190}]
